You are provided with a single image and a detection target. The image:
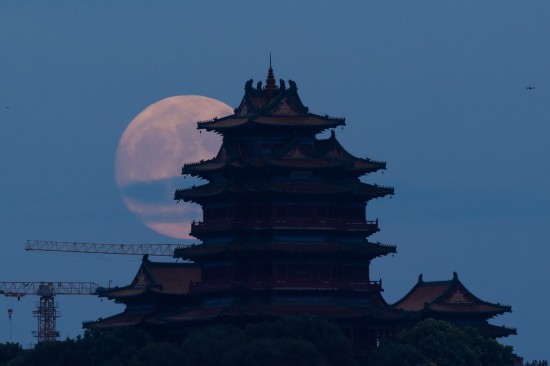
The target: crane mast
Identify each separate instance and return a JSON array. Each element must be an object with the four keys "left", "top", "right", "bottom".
[
  {"left": 0, "top": 282, "right": 100, "bottom": 342},
  {"left": 17, "top": 239, "right": 189, "bottom": 342},
  {"left": 25, "top": 240, "right": 183, "bottom": 257}
]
